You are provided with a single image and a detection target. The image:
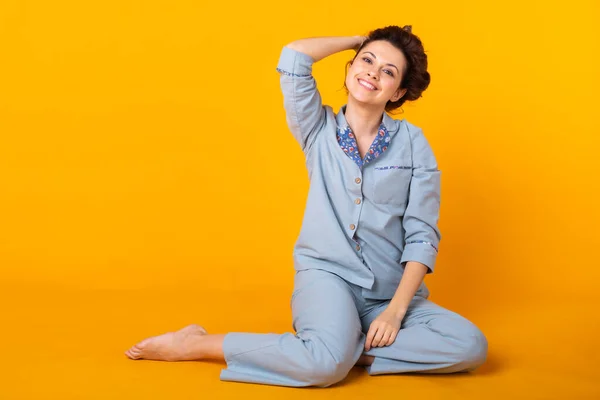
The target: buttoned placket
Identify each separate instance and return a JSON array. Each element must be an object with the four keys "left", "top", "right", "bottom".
[
  {"left": 349, "top": 168, "right": 364, "bottom": 257},
  {"left": 337, "top": 120, "right": 391, "bottom": 265}
]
